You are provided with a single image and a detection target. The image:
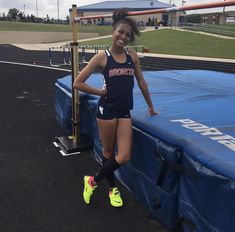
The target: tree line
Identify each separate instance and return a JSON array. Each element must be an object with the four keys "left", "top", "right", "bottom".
[
  {"left": 0, "top": 8, "right": 204, "bottom": 25},
  {"left": 0, "top": 8, "right": 70, "bottom": 24}
]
